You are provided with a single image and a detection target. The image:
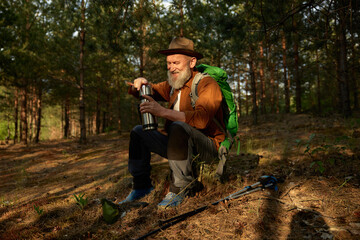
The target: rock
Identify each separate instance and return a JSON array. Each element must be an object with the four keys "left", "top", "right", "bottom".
[
  {"left": 349, "top": 222, "right": 360, "bottom": 228},
  {"left": 320, "top": 232, "right": 333, "bottom": 239},
  {"left": 348, "top": 229, "right": 360, "bottom": 235}
]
